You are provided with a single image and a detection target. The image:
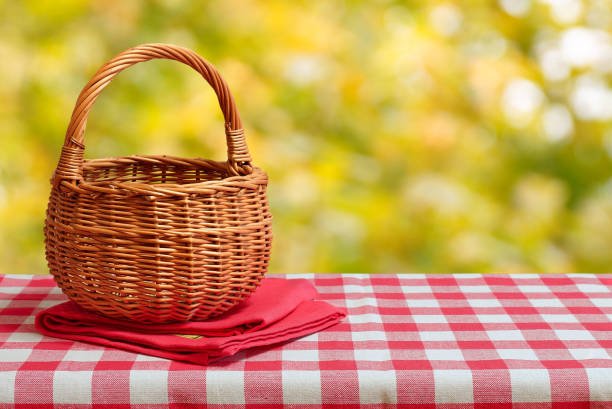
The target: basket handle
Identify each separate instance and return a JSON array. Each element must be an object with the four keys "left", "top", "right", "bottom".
[{"left": 52, "top": 43, "right": 252, "bottom": 186}]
